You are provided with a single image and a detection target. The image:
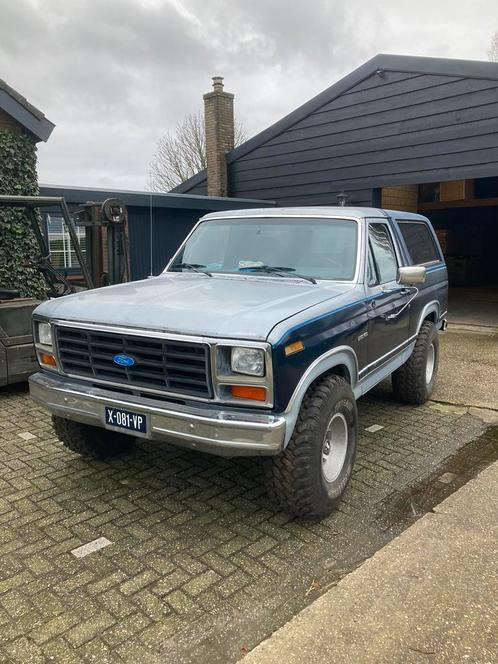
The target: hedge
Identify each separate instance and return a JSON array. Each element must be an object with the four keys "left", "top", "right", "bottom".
[{"left": 0, "top": 129, "right": 45, "bottom": 299}]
